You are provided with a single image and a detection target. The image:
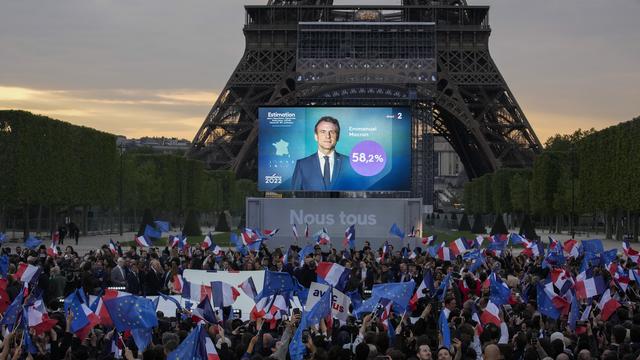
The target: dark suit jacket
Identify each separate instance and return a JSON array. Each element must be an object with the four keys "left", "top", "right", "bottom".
[
  {"left": 143, "top": 269, "right": 165, "bottom": 296},
  {"left": 291, "top": 152, "right": 354, "bottom": 191},
  {"left": 125, "top": 269, "right": 142, "bottom": 295}
]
